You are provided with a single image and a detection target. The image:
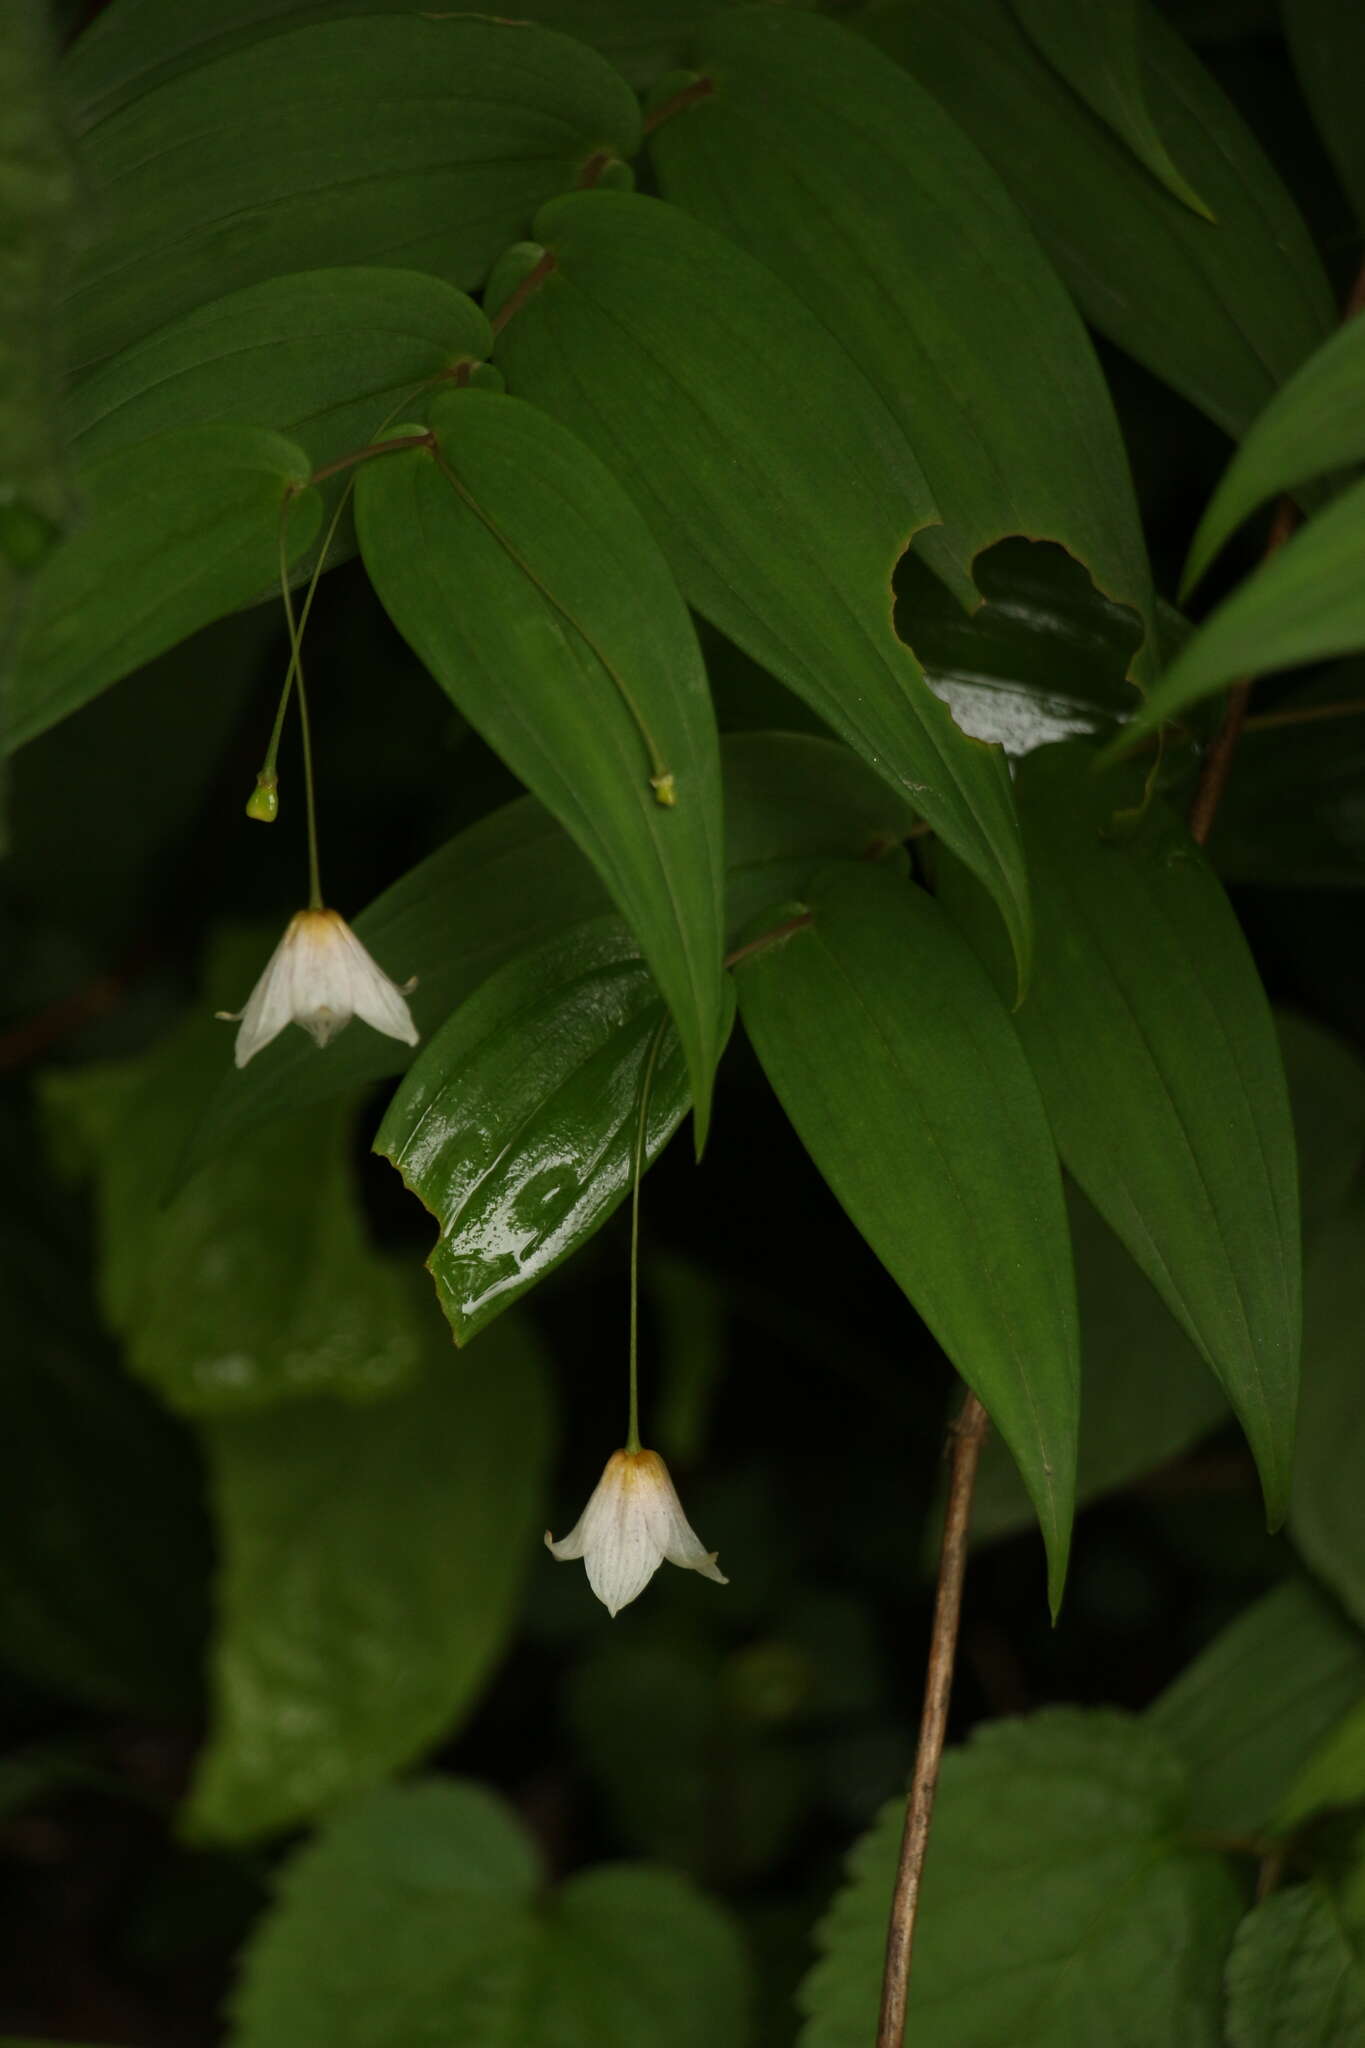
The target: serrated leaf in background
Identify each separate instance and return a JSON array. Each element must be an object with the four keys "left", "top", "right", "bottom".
[
  {"left": 798, "top": 1710, "right": 1241, "bottom": 2047},
  {"left": 734, "top": 863, "right": 1078, "bottom": 1611},
  {"left": 1151, "top": 1579, "right": 1365, "bottom": 1835},
  {"left": 63, "top": 16, "right": 640, "bottom": 371},
  {"left": 492, "top": 189, "right": 1034, "bottom": 985},
  {"left": 185, "top": 1305, "right": 552, "bottom": 1842},
  {"left": 7, "top": 425, "right": 320, "bottom": 753},
  {"left": 228, "top": 1778, "right": 751, "bottom": 2045},
  {"left": 356, "top": 388, "right": 728, "bottom": 1139},
  {"left": 378, "top": 918, "right": 731, "bottom": 1343},
  {"left": 861, "top": 0, "right": 1334, "bottom": 437},
  {"left": 1225, "top": 1884, "right": 1365, "bottom": 2046},
  {"left": 652, "top": 7, "right": 1155, "bottom": 669},
  {"left": 938, "top": 740, "right": 1301, "bottom": 1525}
]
